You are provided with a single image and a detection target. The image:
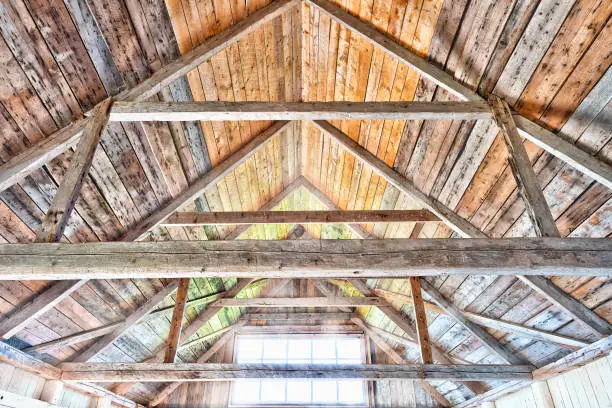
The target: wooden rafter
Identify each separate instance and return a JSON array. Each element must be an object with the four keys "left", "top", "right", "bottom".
[
  {"left": 163, "top": 209, "right": 439, "bottom": 226},
  {"left": 0, "top": 0, "right": 299, "bottom": 194},
  {"left": 59, "top": 362, "right": 533, "bottom": 382},
  {"left": 1, "top": 238, "right": 609, "bottom": 280},
  {"left": 110, "top": 278, "right": 256, "bottom": 396},
  {"left": 311, "top": 120, "right": 486, "bottom": 238},
  {"left": 71, "top": 281, "right": 180, "bottom": 363},
  {"left": 299, "top": 177, "right": 374, "bottom": 238},
  {"left": 150, "top": 324, "right": 245, "bottom": 406},
  {"left": 419, "top": 279, "right": 528, "bottom": 365},
  {"left": 352, "top": 316, "right": 450, "bottom": 407},
  {"left": 163, "top": 278, "right": 191, "bottom": 363},
  {"left": 108, "top": 101, "right": 491, "bottom": 121},
  {"left": 311, "top": 120, "right": 612, "bottom": 337},
  {"left": 36, "top": 98, "right": 112, "bottom": 243},
  {"left": 121, "top": 120, "right": 292, "bottom": 241},
  {"left": 346, "top": 279, "right": 488, "bottom": 395},
  {"left": 489, "top": 95, "right": 560, "bottom": 237},
  {"left": 373, "top": 287, "right": 589, "bottom": 350},
  {"left": 305, "top": 0, "right": 612, "bottom": 189},
  {"left": 22, "top": 284, "right": 251, "bottom": 354}
]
